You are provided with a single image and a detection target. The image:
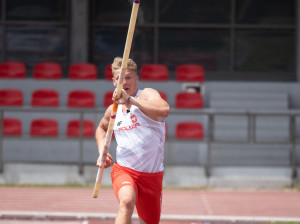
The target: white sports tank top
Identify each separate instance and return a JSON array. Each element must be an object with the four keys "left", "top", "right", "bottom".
[{"left": 113, "top": 89, "right": 166, "bottom": 173}]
